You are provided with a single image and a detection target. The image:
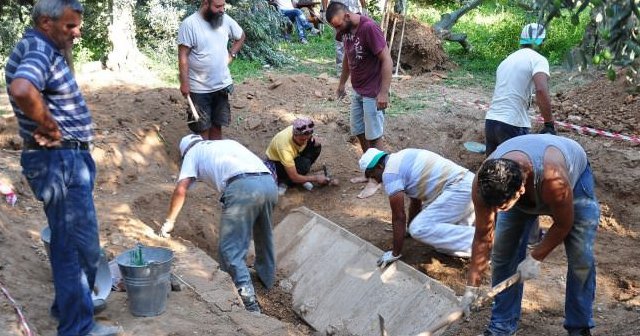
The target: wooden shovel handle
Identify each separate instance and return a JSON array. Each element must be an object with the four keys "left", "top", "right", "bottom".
[
  {"left": 187, "top": 95, "right": 200, "bottom": 122},
  {"left": 418, "top": 273, "right": 521, "bottom": 336}
]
